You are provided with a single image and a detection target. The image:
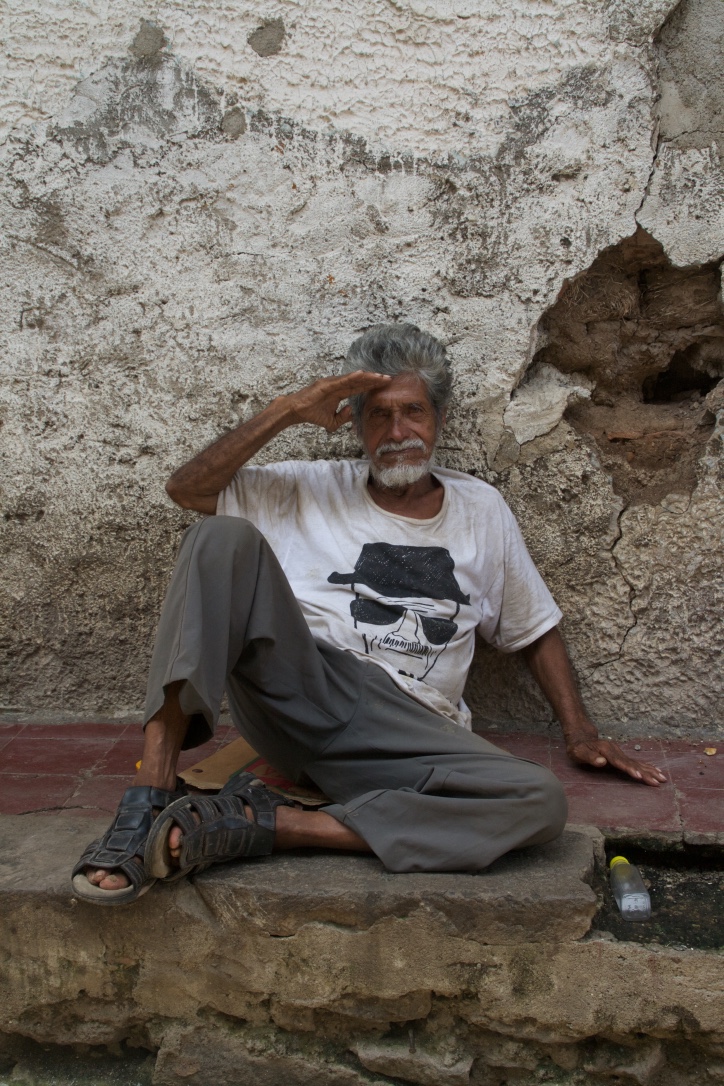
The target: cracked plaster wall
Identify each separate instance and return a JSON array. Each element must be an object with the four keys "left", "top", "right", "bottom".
[{"left": 0, "top": 0, "right": 721, "bottom": 736}]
